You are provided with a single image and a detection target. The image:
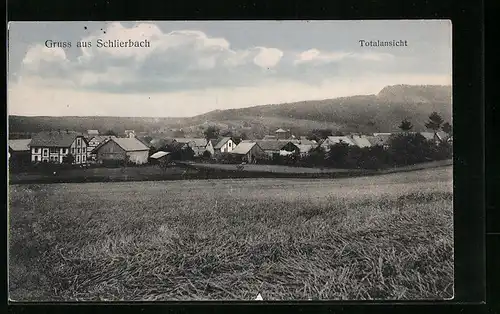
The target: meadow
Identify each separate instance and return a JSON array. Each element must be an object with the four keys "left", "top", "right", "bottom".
[{"left": 8, "top": 166, "right": 453, "bottom": 301}]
